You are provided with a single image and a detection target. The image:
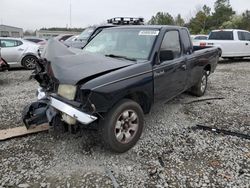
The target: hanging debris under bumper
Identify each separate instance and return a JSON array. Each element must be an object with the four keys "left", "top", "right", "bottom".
[{"left": 22, "top": 99, "right": 50, "bottom": 129}]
